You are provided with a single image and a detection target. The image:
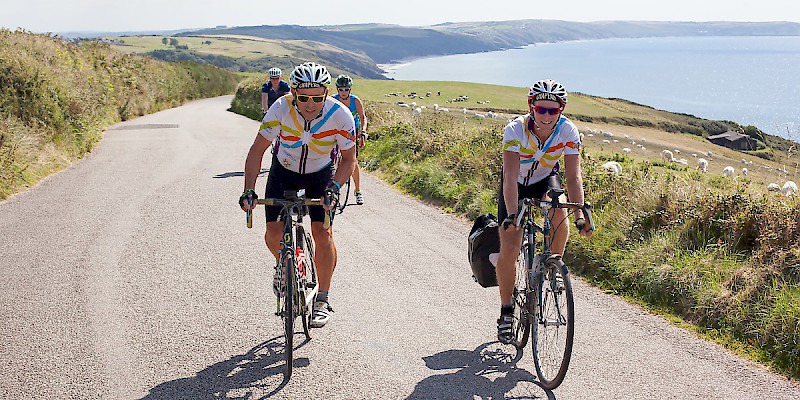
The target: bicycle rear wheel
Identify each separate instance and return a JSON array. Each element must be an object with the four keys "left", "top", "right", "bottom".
[
  {"left": 511, "top": 244, "right": 532, "bottom": 348},
  {"left": 336, "top": 178, "right": 351, "bottom": 214},
  {"left": 532, "top": 256, "right": 574, "bottom": 390}
]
